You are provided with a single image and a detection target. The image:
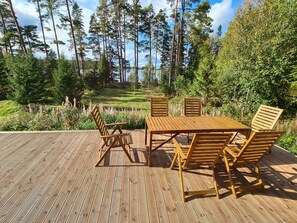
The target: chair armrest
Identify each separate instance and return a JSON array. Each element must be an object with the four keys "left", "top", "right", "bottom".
[
  {"left": 104, "top": 122, "right": 127, "bottom": 127},
  {"left": 172, "top": 139, "right": 188, "bottom": 160},
  {"left": 101, "top": 133, "right": 130, "bottom": 139},
  {"left": 224, "top": 146, "right": 240, "bottom": 158}
]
